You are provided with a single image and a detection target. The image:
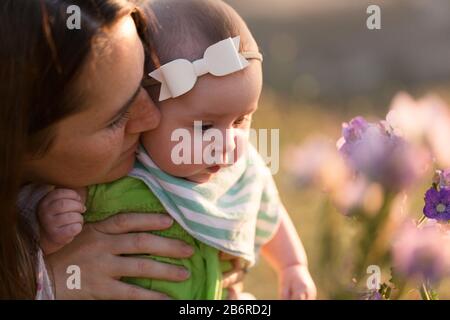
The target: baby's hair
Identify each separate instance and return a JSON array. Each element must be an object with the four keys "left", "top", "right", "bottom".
[{"left": 141, "top": 0, "right": 257, "bottom": 99}]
